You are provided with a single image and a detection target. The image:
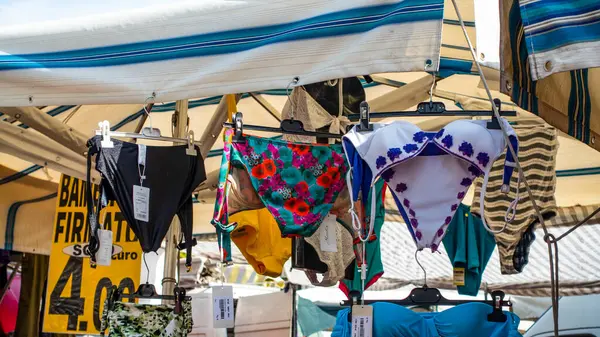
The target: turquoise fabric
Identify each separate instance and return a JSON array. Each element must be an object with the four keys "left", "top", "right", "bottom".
[
  {"left": 340, "top": 180, "right": 386, "bottom": 297},
  {"left": 297, "top": 296, "right": 337, "bottom": 336},
  {"left": 442, "top": 204, "right": 496, "bottom": 296},
  {"left": 331, "top": 302, "right": 522, "bottom": 337}
]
